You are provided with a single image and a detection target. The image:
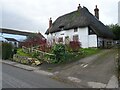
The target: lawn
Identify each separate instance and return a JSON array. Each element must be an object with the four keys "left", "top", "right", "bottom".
[
  {"left": 62, "top": 48, "right": 101, "bottom": 63},
  {"left": 80, "top": 48, "right": 101, "bottom": 56},
  {"left": 17, "top": 48, "right": 31, "bottom": 57}
]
